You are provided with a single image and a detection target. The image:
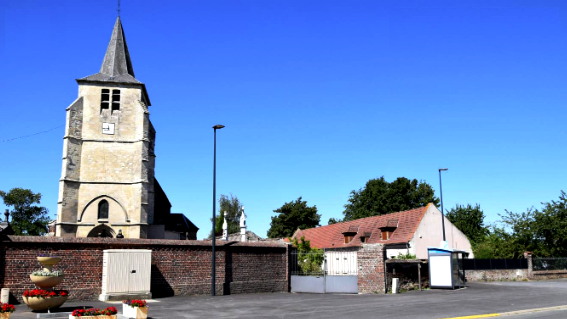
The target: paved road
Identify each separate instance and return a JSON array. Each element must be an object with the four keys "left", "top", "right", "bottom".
[{"left": 11, "top": 279, "right": 567, "bottom": 319}]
